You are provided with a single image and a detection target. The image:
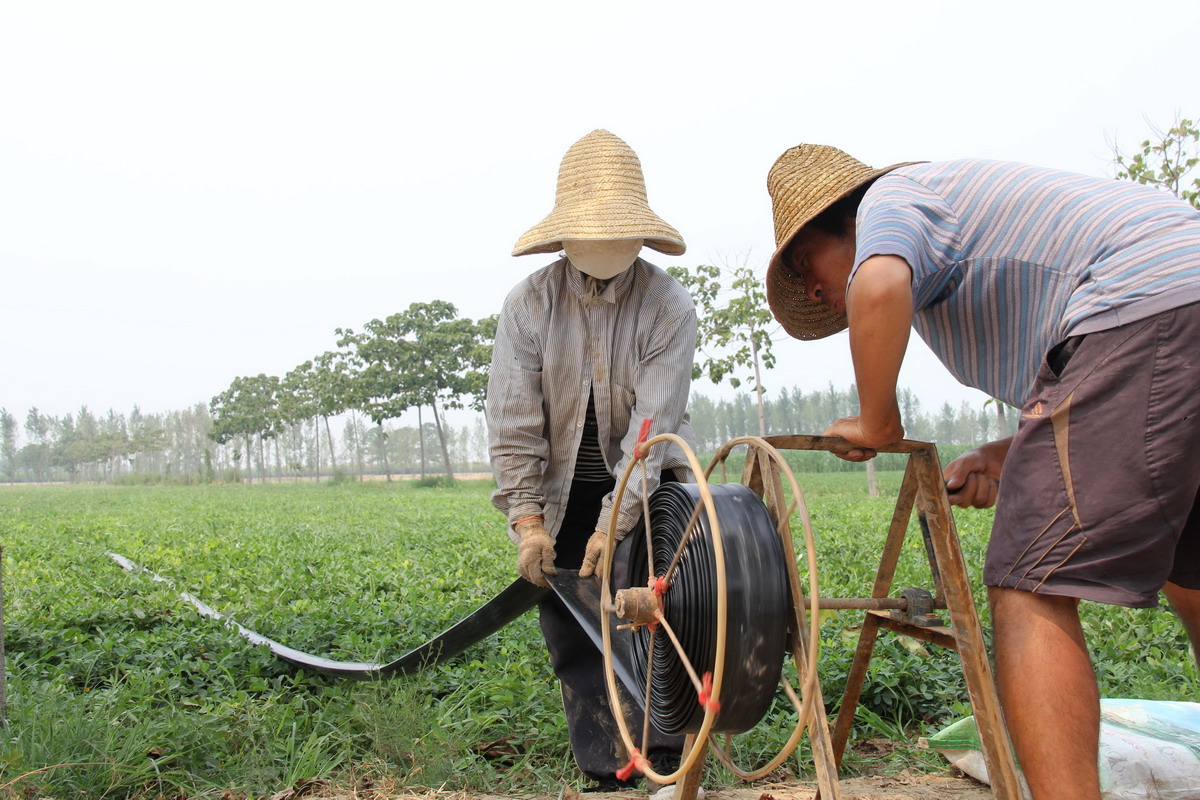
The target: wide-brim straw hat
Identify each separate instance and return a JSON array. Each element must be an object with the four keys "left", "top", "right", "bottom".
[
  {"left": 512, "top": 129, "right": 686, "bottom": 257},
  {"left": 766, "top": 144, "right": 918, "bottom": 340}
]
